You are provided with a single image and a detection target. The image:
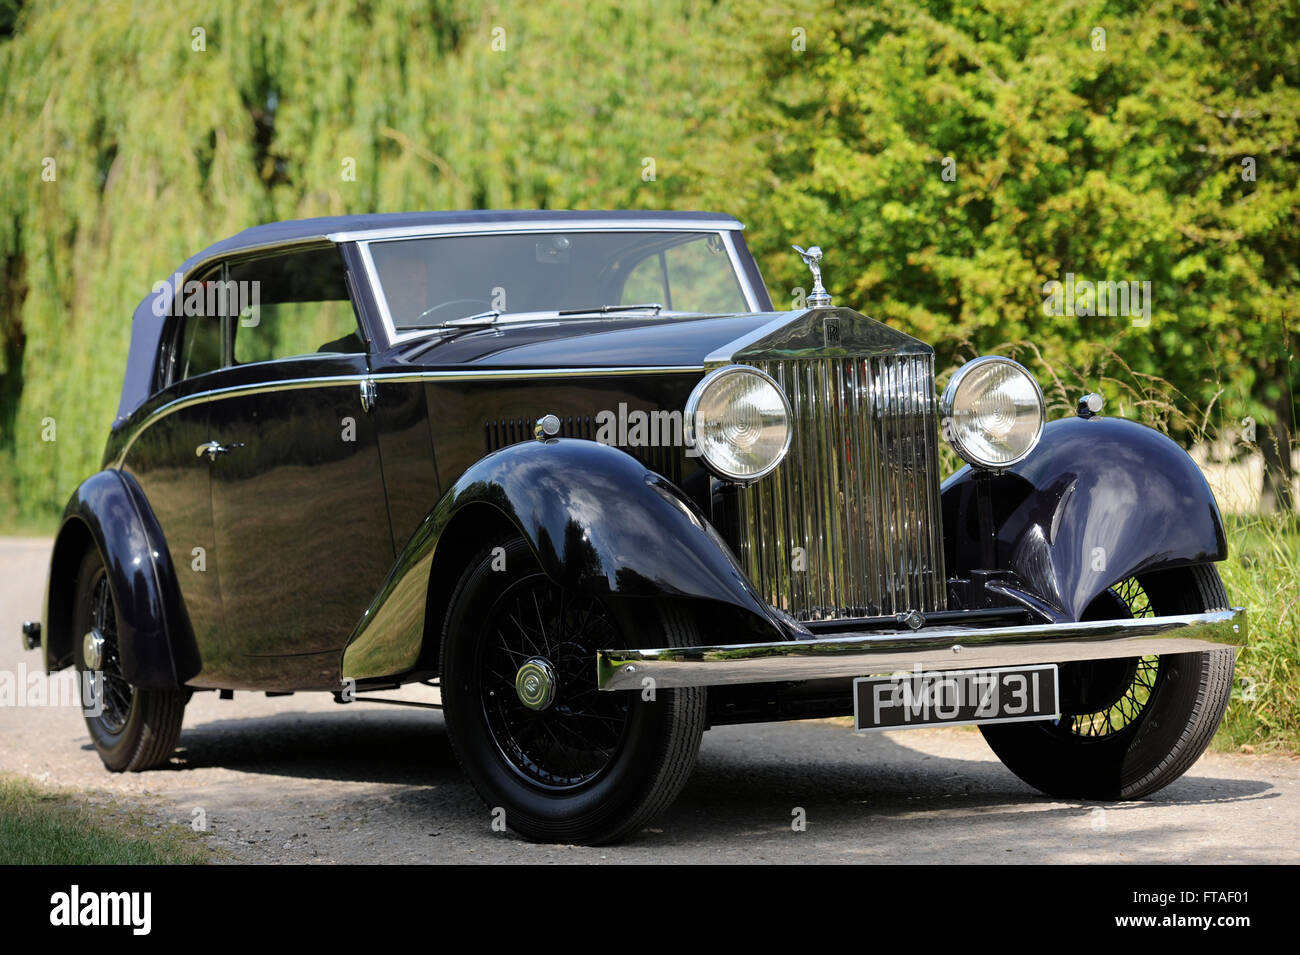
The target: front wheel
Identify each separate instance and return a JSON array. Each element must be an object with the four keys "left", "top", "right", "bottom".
[
  {"left": 439, "top": 537, "right": 706, "bottom": 844},
  {"left": 73, "top": 546, "right": 187, "bottom": 772},
  {"left": 981, "top": 564, "right": 1236, "bottom": 800}
]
